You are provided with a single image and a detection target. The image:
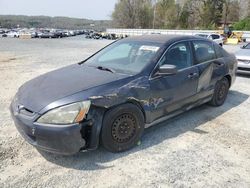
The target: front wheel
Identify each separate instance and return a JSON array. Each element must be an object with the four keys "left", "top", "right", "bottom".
[
  {"left": 101, "top": 103, "right": 144, "bottom": 152},
  {"left": 209, "top": 77, "right": 229, "bottom": 106}
]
